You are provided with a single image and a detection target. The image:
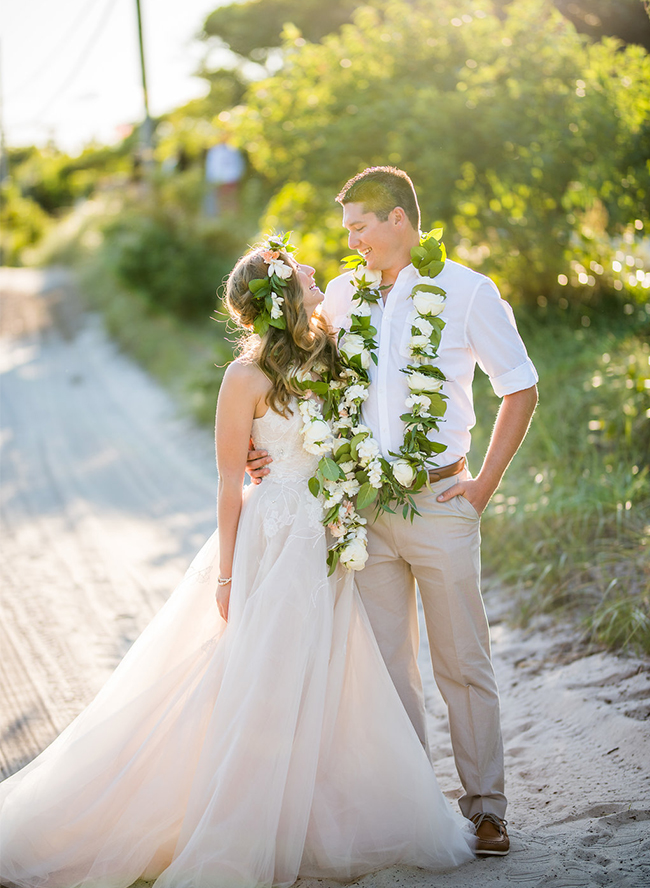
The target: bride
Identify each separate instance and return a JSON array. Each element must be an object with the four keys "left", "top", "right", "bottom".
[{"left": 0, "top": 241, "right": 475, "bottom": 888}]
